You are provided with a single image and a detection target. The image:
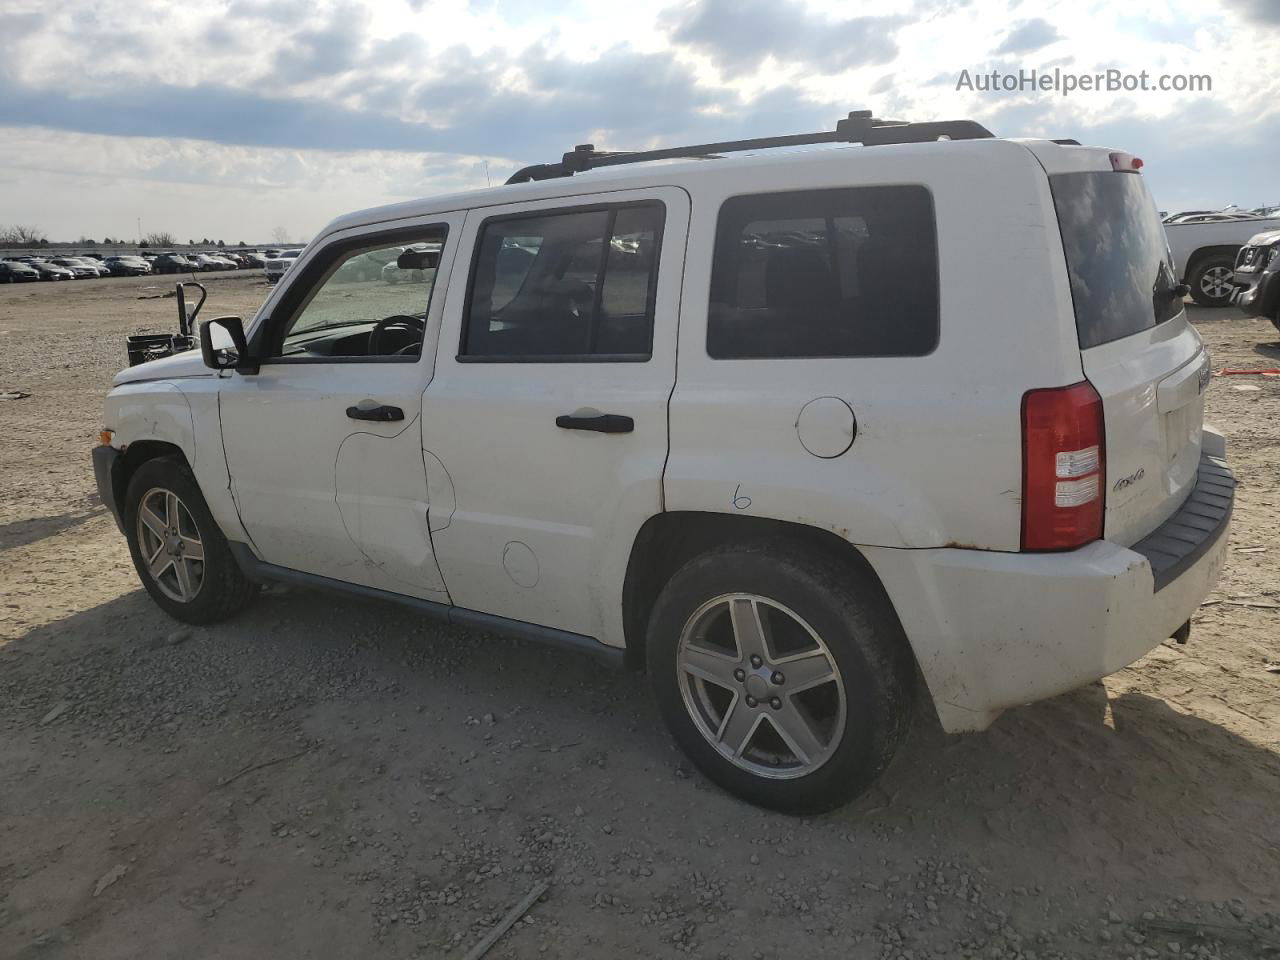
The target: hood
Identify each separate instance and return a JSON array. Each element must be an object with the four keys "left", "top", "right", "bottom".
[
  {"left": 112, "top": 316, "right": 241, "bottom": 386},
  {"left": 112, "top": 344, "right": 217, "bottom": 386},
  {"left": 1247, "top": 228, "right": 1280, "bottom": 247}
]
